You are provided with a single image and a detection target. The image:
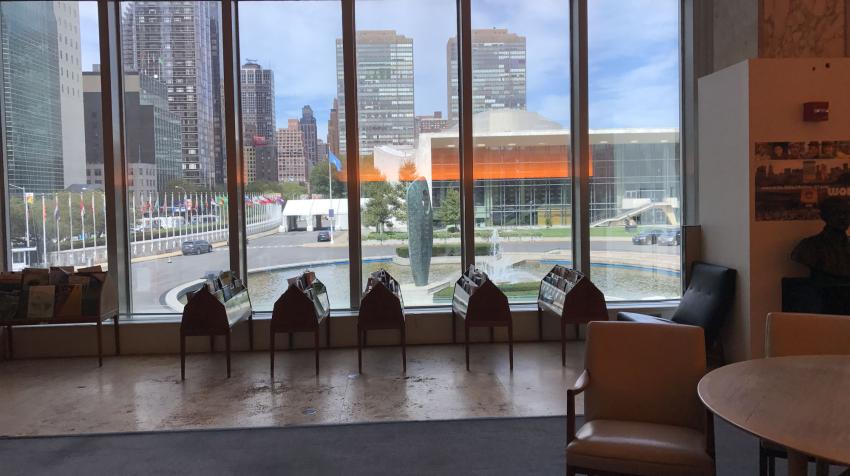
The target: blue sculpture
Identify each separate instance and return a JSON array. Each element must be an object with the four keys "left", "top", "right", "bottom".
[{"left": 406, "top": 177, "right": 433, "bottom": 286}]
